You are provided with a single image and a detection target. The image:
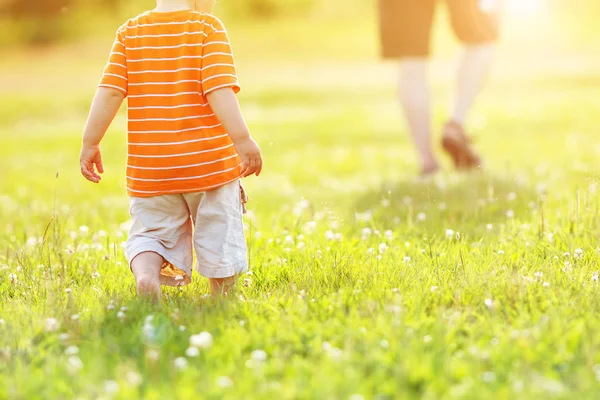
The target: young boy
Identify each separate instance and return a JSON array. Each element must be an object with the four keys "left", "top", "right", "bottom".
[{"left": 80, "top": 0, "right": 262, "bottom": 298}]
